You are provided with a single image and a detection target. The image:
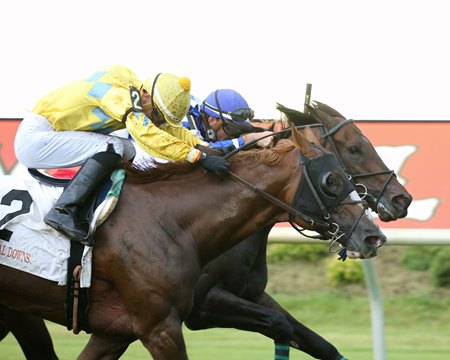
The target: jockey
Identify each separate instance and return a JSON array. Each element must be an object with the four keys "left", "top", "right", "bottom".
[
  {"left": 14, "top": 65, "right": 229, "bottom": 243},
  {"left": 184, "top": 89, "right": 274, "bottom": 152},
  {"left": 113, "top": 89, "right": 275, "bottom": 166}
]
